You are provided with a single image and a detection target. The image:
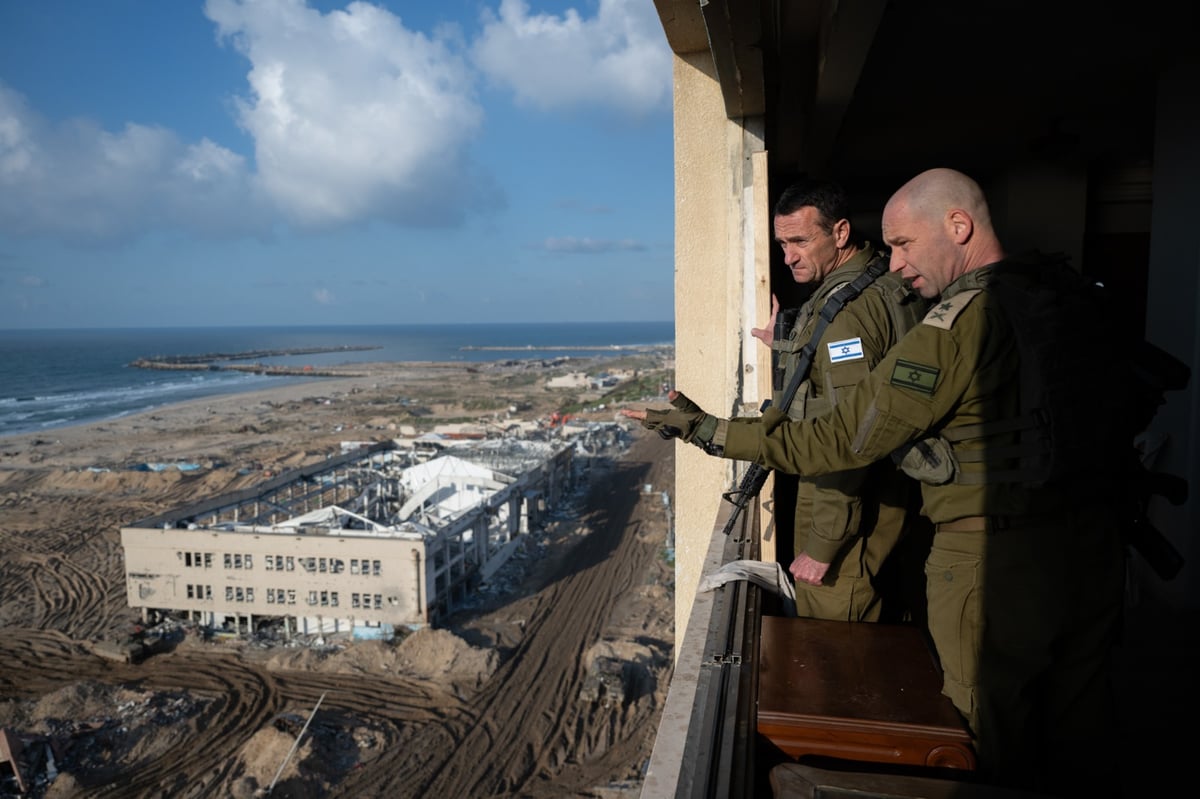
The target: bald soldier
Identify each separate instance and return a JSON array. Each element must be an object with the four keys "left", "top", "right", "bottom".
[{"left": 625, "top": 168, "right": 1130, "bottom": 798}]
